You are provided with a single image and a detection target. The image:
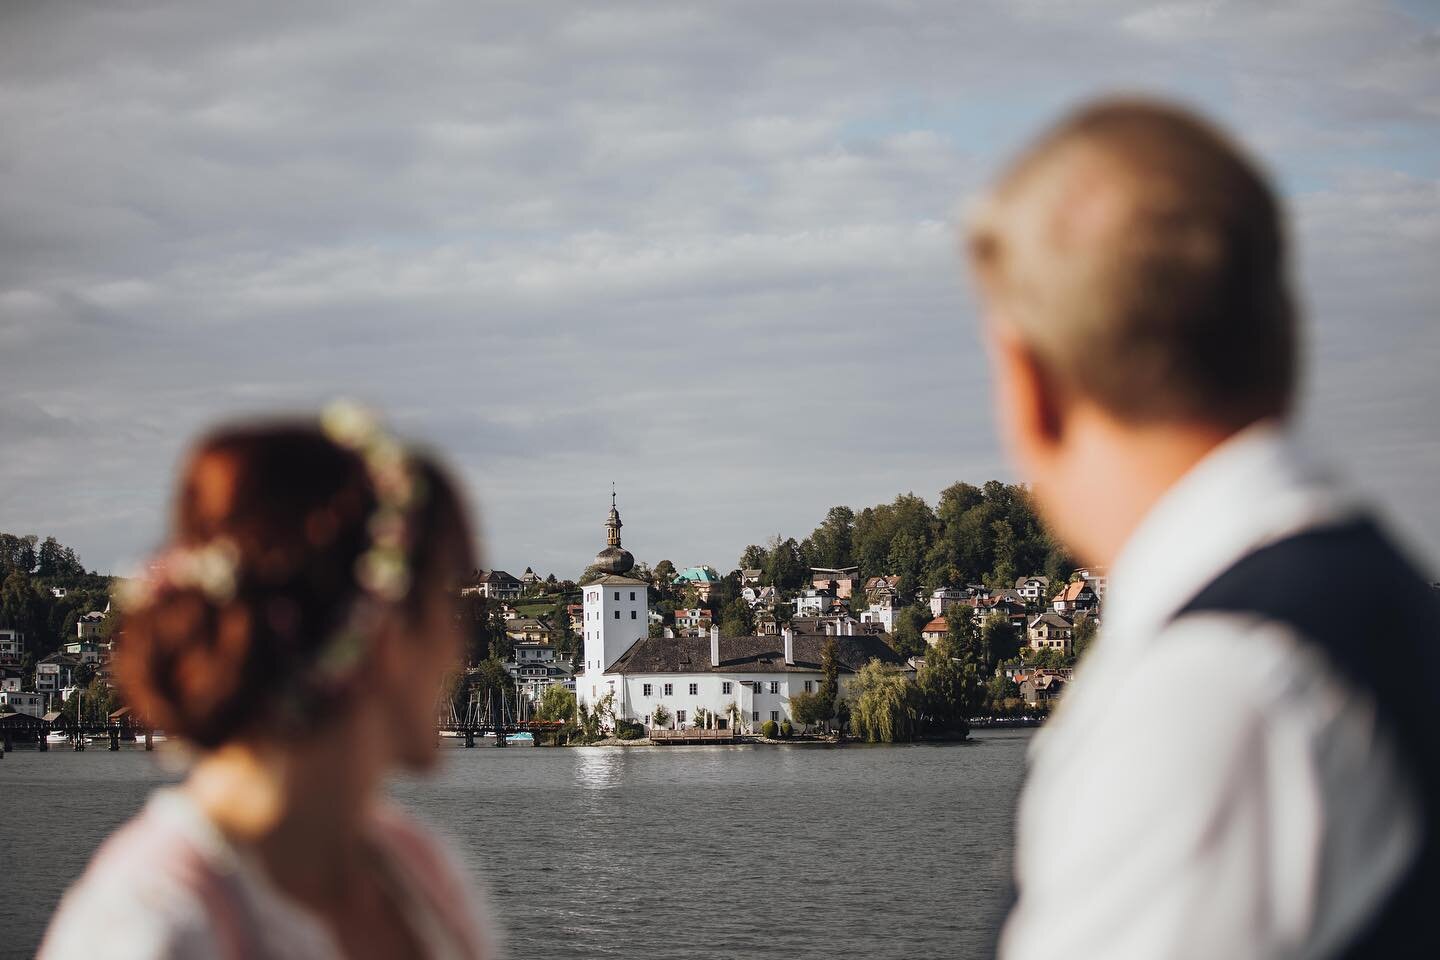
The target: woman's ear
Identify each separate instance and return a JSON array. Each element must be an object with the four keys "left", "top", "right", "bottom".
[{"left": 363, "top": 608, "right": 408, "bottom": 686}]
